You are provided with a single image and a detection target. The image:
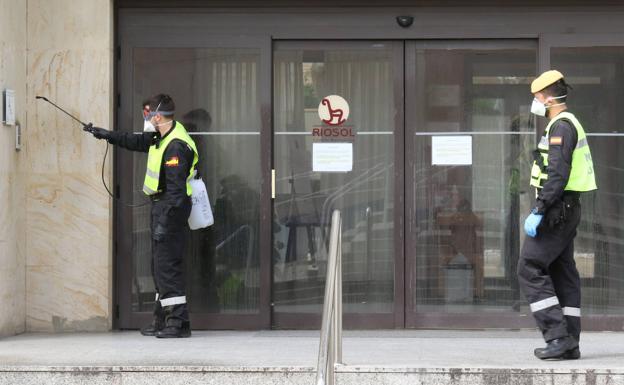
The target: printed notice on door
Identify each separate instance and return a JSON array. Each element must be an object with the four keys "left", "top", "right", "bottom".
[
  {"left": 431, "top": 135, "right": 472, "bottom": 166},
  {"left": 313, "top": 142, "right": 353, "bottom": 172}
]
